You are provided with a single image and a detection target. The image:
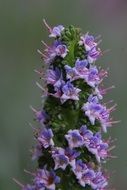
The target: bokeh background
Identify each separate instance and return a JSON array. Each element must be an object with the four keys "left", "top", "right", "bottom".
[{"left": 0, "top": 0, "right": 127, "bottom": 189}]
